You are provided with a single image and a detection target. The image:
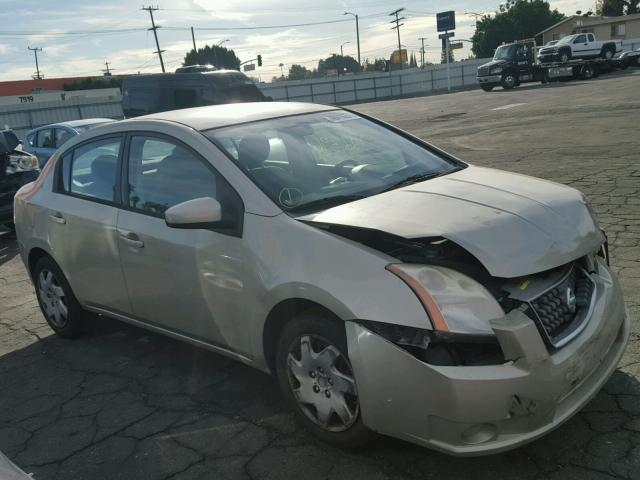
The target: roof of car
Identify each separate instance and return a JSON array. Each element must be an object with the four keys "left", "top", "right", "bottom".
[
  {"left": 129, "top": 102, "right": 339, "bottom": 131},
  {"left": 28, "top": 118, "right": 116, "bottom": 133}
]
